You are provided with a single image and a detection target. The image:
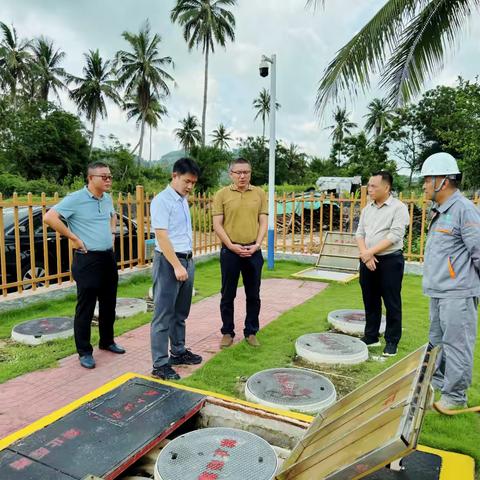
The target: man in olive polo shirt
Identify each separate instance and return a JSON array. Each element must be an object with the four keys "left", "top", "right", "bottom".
[{"left": 213, "top": 158, "right": 268, "bottom": 348}]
